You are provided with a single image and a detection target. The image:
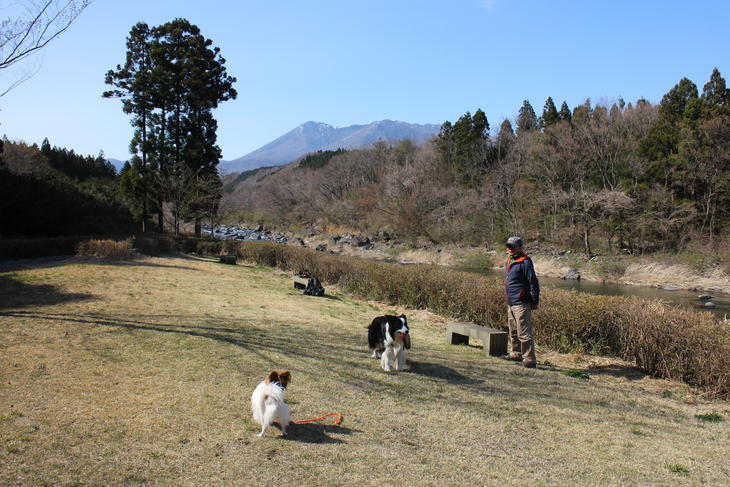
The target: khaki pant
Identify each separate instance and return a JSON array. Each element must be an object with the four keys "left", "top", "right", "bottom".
[{"left": 507, "top": 304, "right": 536, "bottom": 364}]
